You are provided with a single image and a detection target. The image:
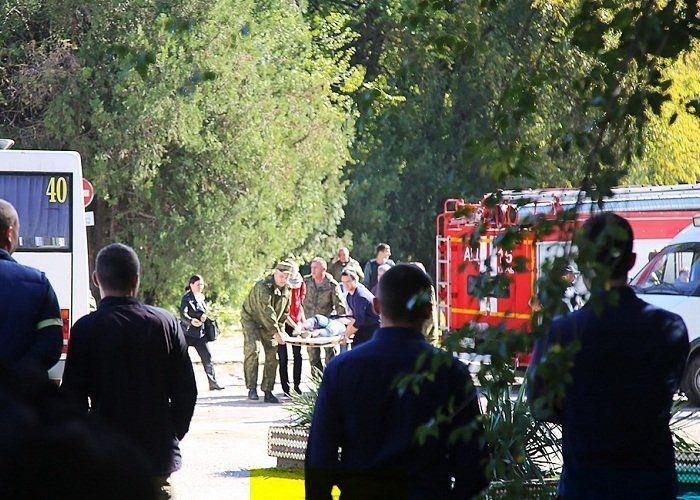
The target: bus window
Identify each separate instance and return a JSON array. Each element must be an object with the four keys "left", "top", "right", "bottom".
[{"left": 0, "top": 173, "right": 72, "bottom": 251}]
